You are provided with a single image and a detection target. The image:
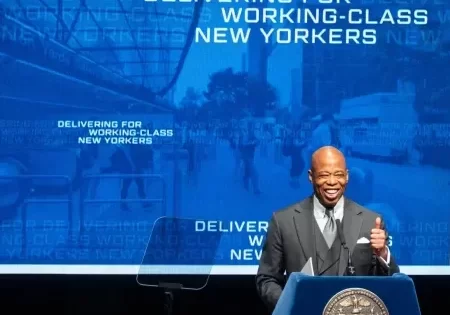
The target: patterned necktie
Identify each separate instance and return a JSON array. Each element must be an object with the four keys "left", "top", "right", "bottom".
[{"left": 323, "top": 208, "right": 337, "bottom": 248}]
